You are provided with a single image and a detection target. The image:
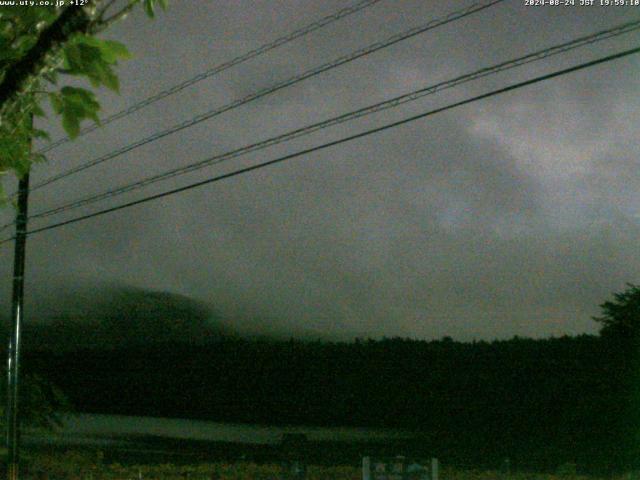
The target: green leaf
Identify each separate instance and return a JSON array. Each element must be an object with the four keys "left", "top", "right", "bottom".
[
  {"left": 12, "top": 34, "right": 36, "bottom": 55},
  {"left": 30, "top": 152, "right": 47, "bottom": 164},
  {"left": 32, "top": 129, "right": 50, "bottom": 141},
  {"left": 77, "top": 43, "right": 102, "bottom": 71},
  {"left": 50, "top": 87, "right": 101, "bottom": 138},
  {"left": 157, "top": 0, "right": 168, "bottom": 10},
  {"left": 60, "top": 86, "right": 96, "bottom": 105},
  {"left": 87, "top": 72, "right": 101, "bottom": 88},
  {"left": 143, "top": 0, "right": 155, "bottom": 18},
  {"left": 91, "top": 62, "right": 119, "bottom": 92},
  {"left": 31, "top": 103, "right": 46, "bottom": 118},
  {"left": 100, "top": 40, "right": 131, "bottom": 62},
  {"left": 63, "top": 37, "right": 128, "bottom": 92},
  {"left": 0, "top": 37, "right": 16, "bottom": 62},
  {"left": 61, "top": 86, "right": 100, "bottom": 121},
  {"left": 100, "top": 66, "right": 119, "bottom": 92},
  {"left": 13, "top": 152, "right": 31, "bottom": 177},
  {"left": 61, "top": 110, "right": 80, "bottom": 139},
  {"left": 48, "top": 92, "right": 63, "bottom": 114},
  {"left": 43, "top": 69, "right": 58, "bottom": 85},
  {"left": 62, "top": 43, "right": 86, "bottom": 73},
  {"left": 73, "top": 34, "right": 101, "bottom": 48}
]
